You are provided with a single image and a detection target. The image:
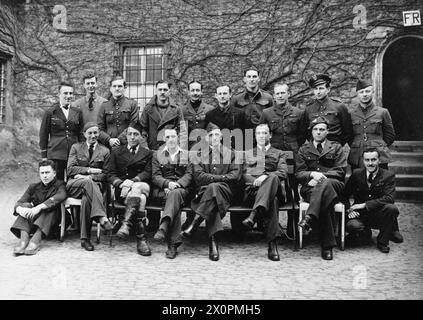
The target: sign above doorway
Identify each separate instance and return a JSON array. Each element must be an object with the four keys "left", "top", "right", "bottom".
[{"left": 403, "top": 10, "right": 421, "bottom": 27}]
